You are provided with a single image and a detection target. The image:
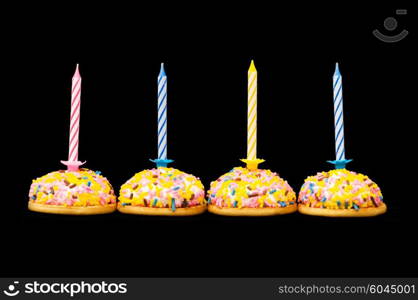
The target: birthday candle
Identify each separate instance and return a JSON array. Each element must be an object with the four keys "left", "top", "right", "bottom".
[
  {"left": 247, "top": 60, "right": 257, "bottom": 160},
  {"left": 68, "top": 64, "right": 81, "bottom": 162},
  {"left": 157, "top": 63, "right": 168, "bottom": 160},
  {"left": 333, "top": 63, "right": 345, "bottom": 161}
]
